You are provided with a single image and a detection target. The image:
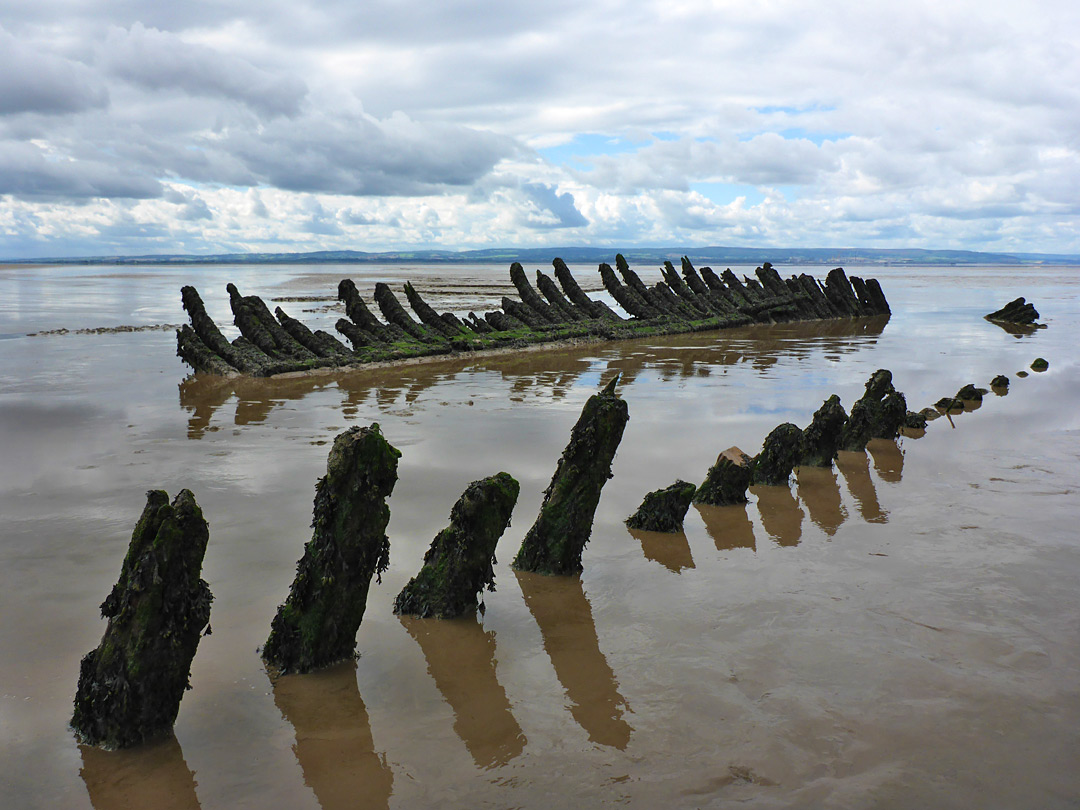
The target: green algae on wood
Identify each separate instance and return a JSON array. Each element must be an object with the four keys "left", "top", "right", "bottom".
[
  {"left": 749, "top": 423, "right": 804, "bottom": 486},
  {"left": 694, "top": 447, "right": 752, "bottom": 506},
  {"left": 626, "top": 480, "right": 697, "bottom": 533},
  {"left": 72, "top": 489, "right": 213, "bottom": 749},
  {"left": 263, "top": 424, "right": 400, "bottom": 674},
  {"left": 799, "top": 395, "right": 848, "bottom": 468},
  {"left": 394, "top": 473, "right": 520, "bottom": 619},
  {"left": 985, "top": 297, "right": 1040, "bottom": 325},
  {"left": 512, "top": 377, "right": 629, "bottom": 576},
  {"left": 839, "top": 369, "right": 907, "bottom": 451}
]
